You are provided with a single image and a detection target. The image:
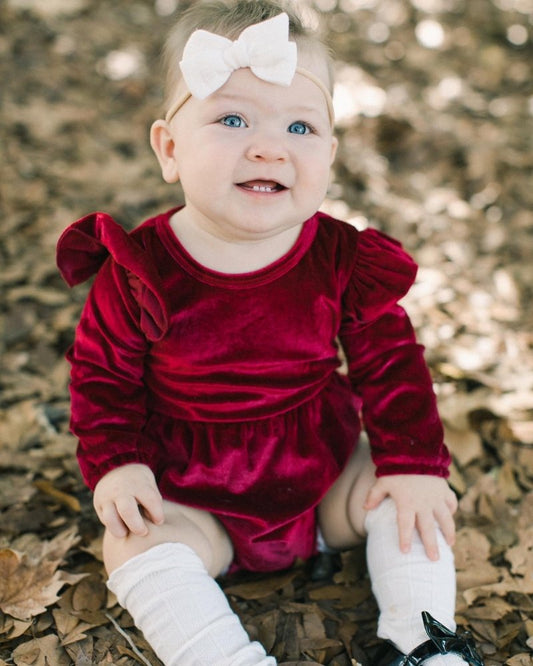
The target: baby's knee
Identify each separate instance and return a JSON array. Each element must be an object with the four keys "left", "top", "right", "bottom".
[
  {"left": 318, "top": 441, "right": 376, "bottom": 549},
  {"left": 103, "top": 502, "right": 233, "bottom": 578}
]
